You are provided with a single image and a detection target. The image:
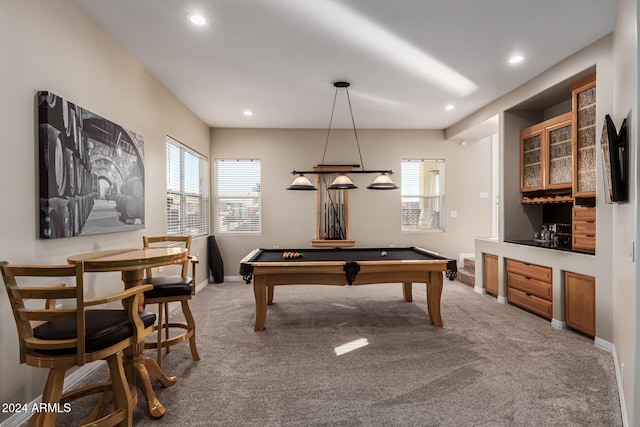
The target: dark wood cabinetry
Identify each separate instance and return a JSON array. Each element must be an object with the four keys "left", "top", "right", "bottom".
[
  {"left": 506, "top": 259, "right": 553, "bottom": 319},
  {"left": 565, "top": 272, "right": 595, "bottom": 337}
]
